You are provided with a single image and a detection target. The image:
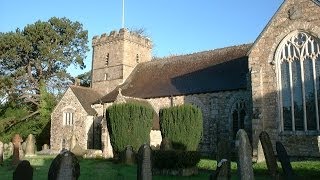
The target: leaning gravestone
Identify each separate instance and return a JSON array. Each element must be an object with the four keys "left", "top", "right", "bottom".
[
  {"left": 137, "top": 144, "right": 152, "bottom": 180},
  {"left": 12, "top": 134, "right": 23, "bottom": 167},
  {"left": 13, "top": 160, "right": 33, "bottom": 180},
  {"left": 235, "top": 129, "right": 254, "bottom": 180},
  {"left": 25, "top": 134, "right": 36, "bottom": 156},
  {"left": 259, "top": 131, "right": 279, "bottom": 178},
  {"left": 48, "top": 150, "right": 80, "bottom": 180},
  {"left": 276, "top": 141, "right": 295, "bottom": 180},
  {"left": 0, "top": 141, "right": 3, "bottom": 165},
  {"left": 124, "top": 145, "right": 135, "bottom": 165},
  {"left": 209, "top": 159, "right": 229, "bottom": 180}
]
